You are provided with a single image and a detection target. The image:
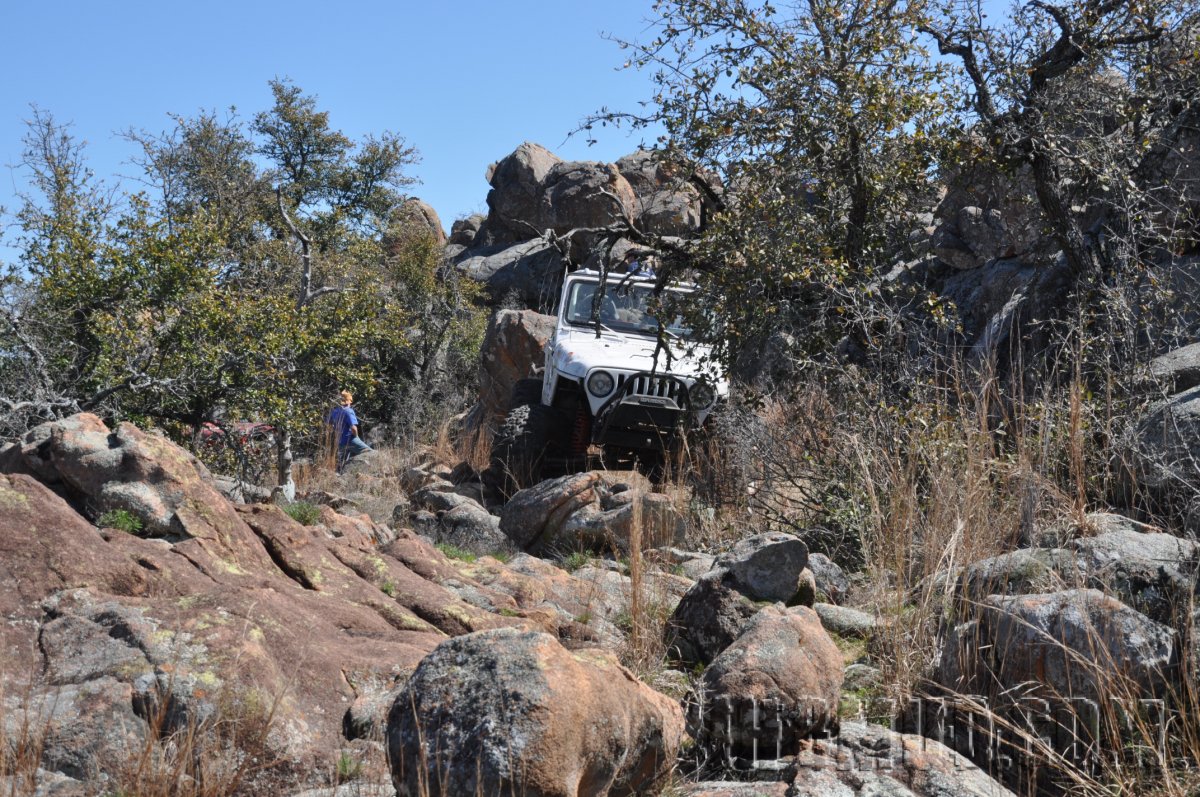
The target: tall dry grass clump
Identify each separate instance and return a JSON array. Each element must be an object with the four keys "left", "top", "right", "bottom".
[
  {"left": 0, "top": 675, "right": 297, "bottom": 797},
  {"left": 0, "top": 683, "right": 49, "bottom": 797}
]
